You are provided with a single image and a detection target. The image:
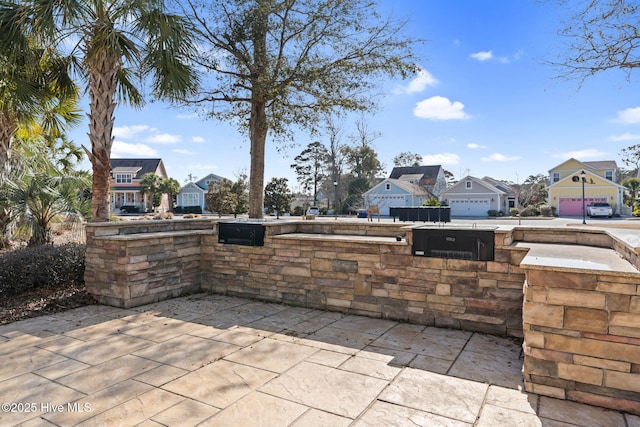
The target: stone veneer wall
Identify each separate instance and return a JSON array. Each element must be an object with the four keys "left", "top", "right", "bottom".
[
  {"left": 84, "top": 219, "right": 640, "bottom": 414},
  {"left": 85, "top": 219, "right": 215, "bottom": 307},
  {"left": 522, "top": 266, "right": 640, "bottom": 414},
  {"left": 201, "top": 223, "right": 525, "bottom": 336}
]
